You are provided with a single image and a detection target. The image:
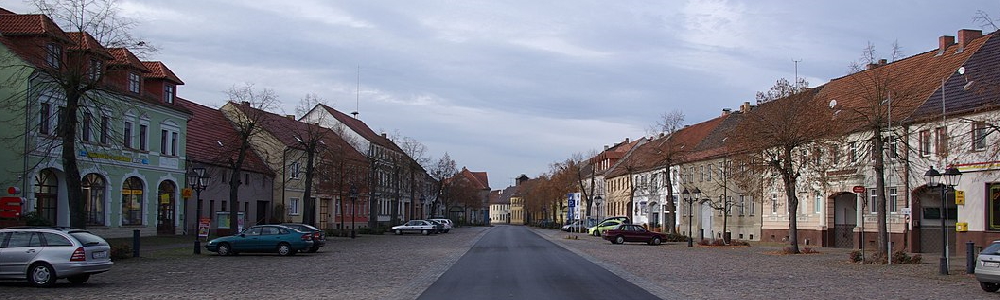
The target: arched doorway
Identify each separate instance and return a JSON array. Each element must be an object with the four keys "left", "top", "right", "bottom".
[
  {"left": 34, "top": 169, "right": 59, "bottom": 226},
  {"left": 648, "top": 201, "right": 660, "bottom": 231},
  {"left": 157, "top": 180, "right": 176, "bottom": 235},
  {"left": 914, "top": 185, "right": 954, "bottom": 254}
]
